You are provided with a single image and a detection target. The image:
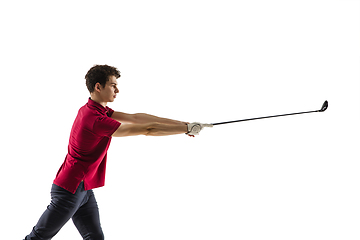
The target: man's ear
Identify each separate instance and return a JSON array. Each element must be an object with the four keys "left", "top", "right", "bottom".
[{"left": 94, "top": 82, "right": 102, "bottom": 93}]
